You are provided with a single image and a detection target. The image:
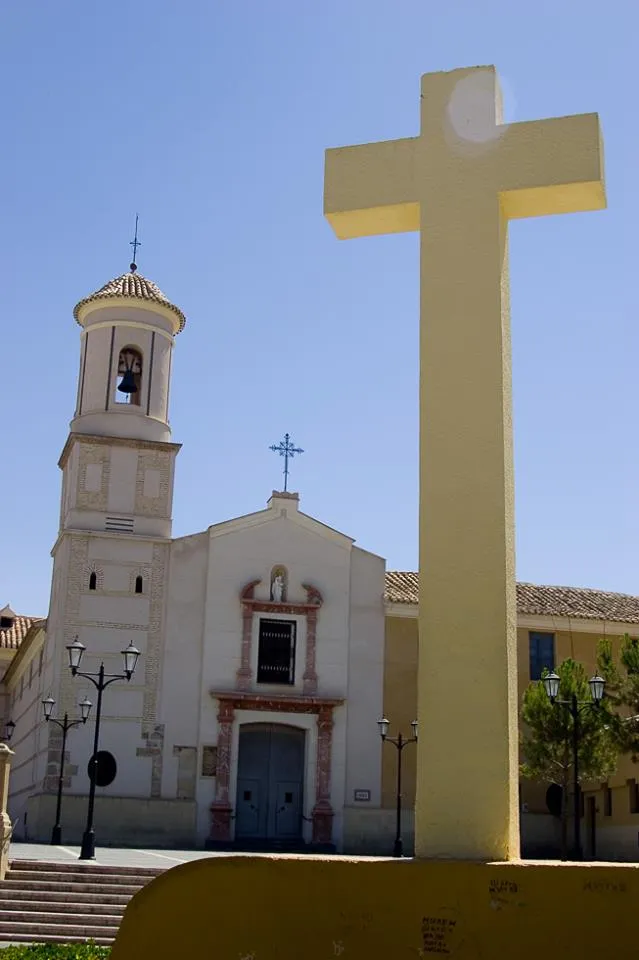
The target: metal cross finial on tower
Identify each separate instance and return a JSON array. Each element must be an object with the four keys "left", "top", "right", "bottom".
[
  {"left": 269, "top": 433, "right": 304, "bottom": 492},
  {"left": 129, "top": 214, "right": 141, "bottom": 273}
]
